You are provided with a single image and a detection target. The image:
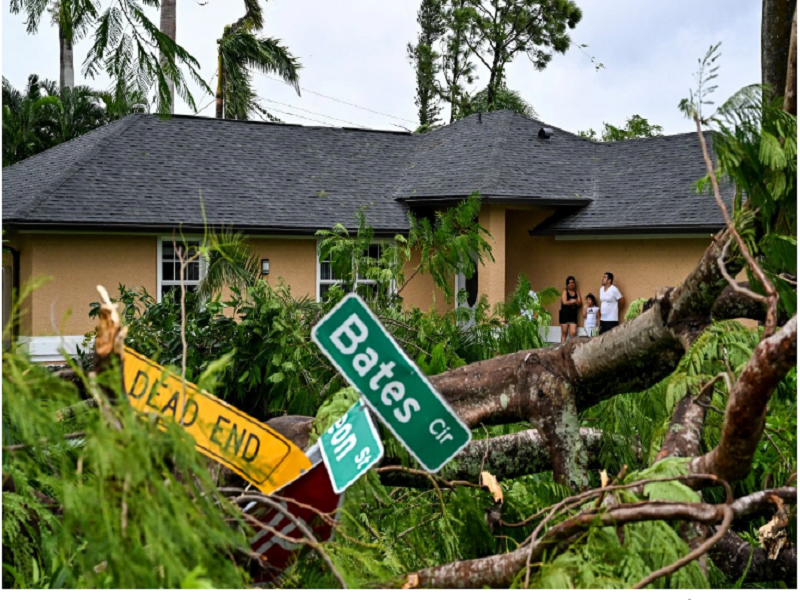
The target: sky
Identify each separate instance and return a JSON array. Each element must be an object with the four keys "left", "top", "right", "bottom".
[{"left": 1, "top": 0, "right": 762, "bottom": 135}]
